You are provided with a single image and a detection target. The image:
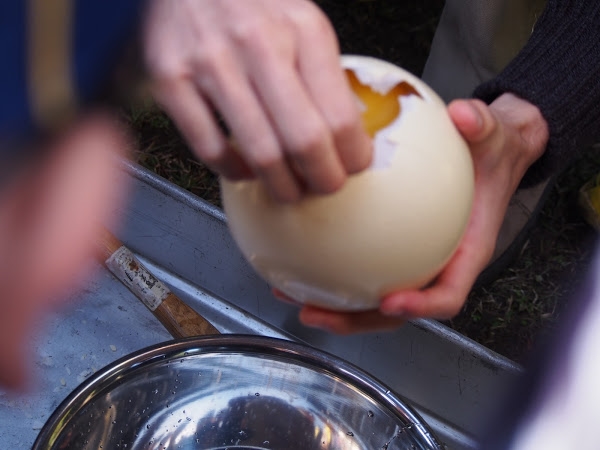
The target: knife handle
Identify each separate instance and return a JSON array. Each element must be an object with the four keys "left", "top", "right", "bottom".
[{"left": 95, "top": 227, "right": 220, "bottom": 338}]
